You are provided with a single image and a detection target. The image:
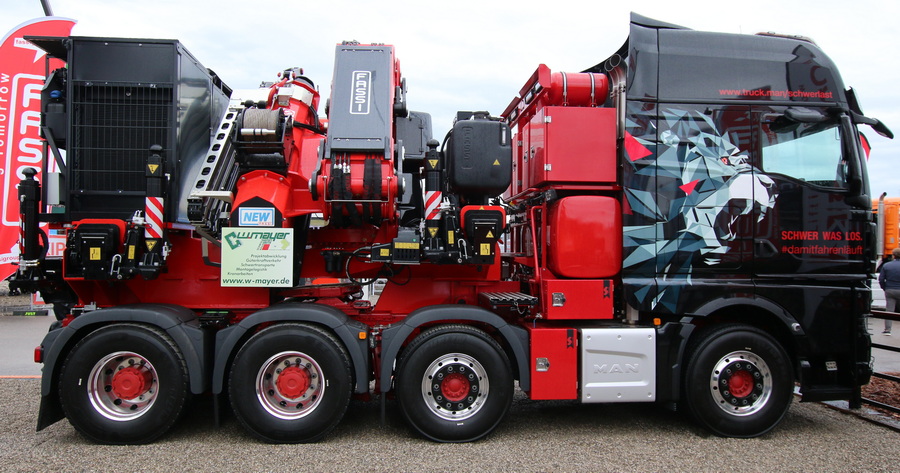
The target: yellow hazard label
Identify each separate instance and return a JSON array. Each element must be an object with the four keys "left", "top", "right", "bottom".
[
  {"left": 428, "top": 159, "right": 438, "bottom": 169},
  {"left": 447, "top": 231, "right": 455, "bottom": 245},
  {"left": 428, "top": 228, "right": 438, "bottom": 238},
  {"left": 127, "top": 245, "right": 135, "bottom": 260},
  {"left": 480, "top": 243, "right": 492, "bottom": 255},
  {"left": 493, "top": 159, "right": 500, "bottom": 166},
  {"left": 89, "top": 247, "right": 101, "bottom": 260},
  {"left": 380, "top": 248, "right": 390, "bottom": 257},
  {"left": 486, "top": 230, "right": 494, "bottom": 239},
  {"left": 395, "top": 242, "right": 420, "bottom": 250},
  {"left": 146, "top": 240, "right": 157, "bottom": 251},
  {"left": 148, "top": 163, "right": 159, "bottom": 174}
]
